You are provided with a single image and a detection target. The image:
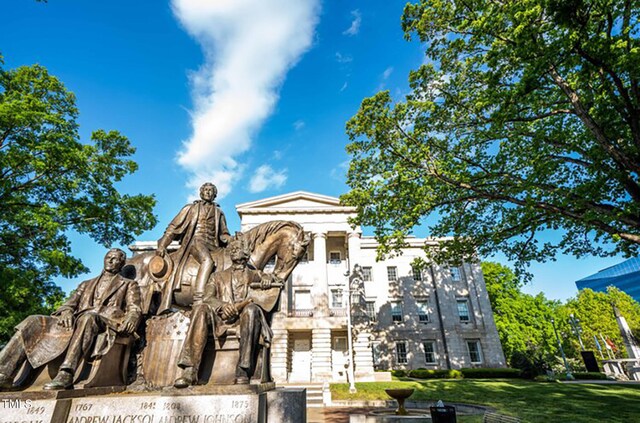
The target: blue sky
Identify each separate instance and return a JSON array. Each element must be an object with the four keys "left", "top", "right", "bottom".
[{"left": 1, "top": 0, "right": 626, "bottom": 300}]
